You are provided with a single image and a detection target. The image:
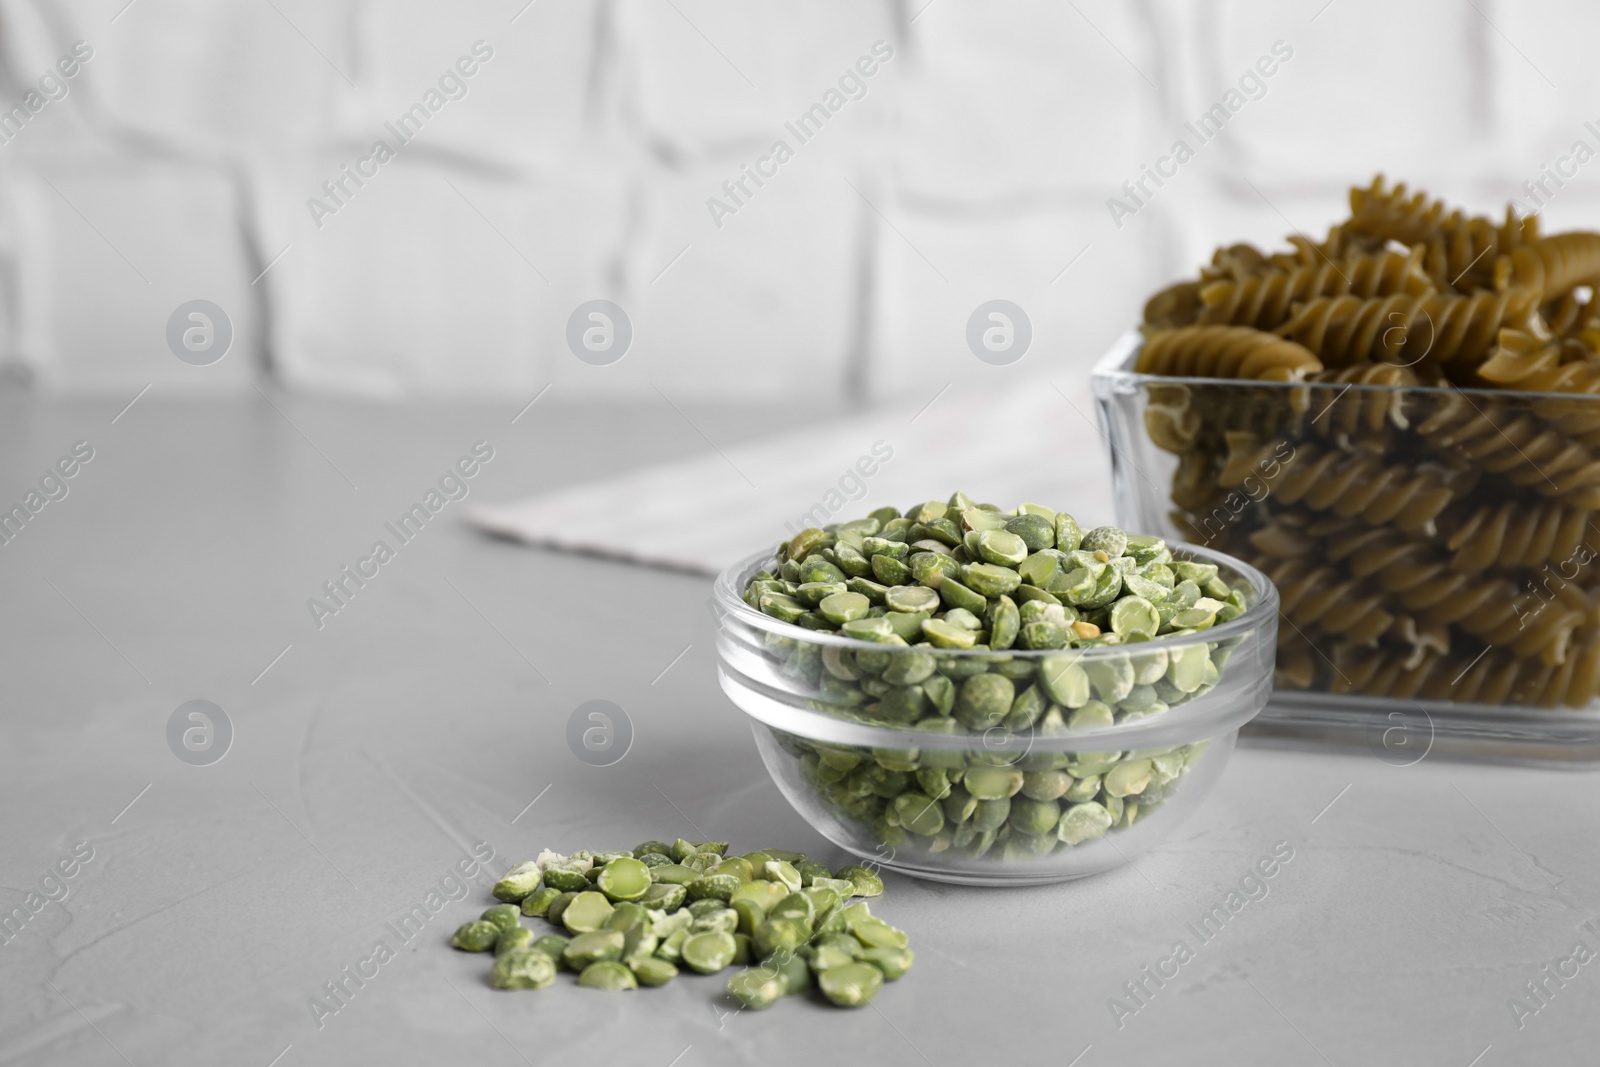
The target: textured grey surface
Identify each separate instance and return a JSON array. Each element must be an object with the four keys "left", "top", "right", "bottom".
[{"left": 3, "top": 396, "right": 1599, "bottom": 1066}]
